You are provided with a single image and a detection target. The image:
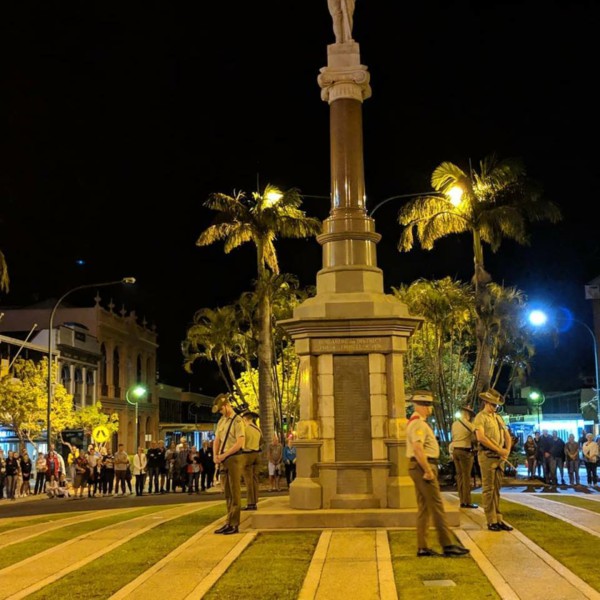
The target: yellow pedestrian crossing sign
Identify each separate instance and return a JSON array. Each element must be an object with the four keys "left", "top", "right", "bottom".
[{"left": 93, "top": 425, "right": 110, "bottom": 443}]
